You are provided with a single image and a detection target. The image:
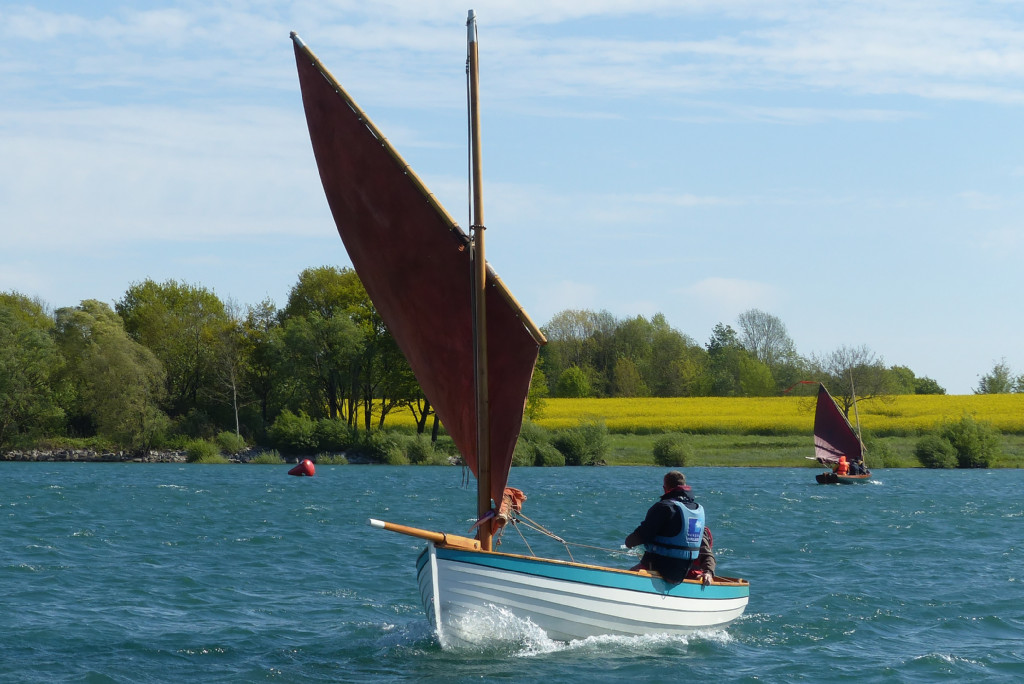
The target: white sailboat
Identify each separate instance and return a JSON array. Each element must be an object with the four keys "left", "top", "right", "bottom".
[{"left": 290, "top": 12, "right": 749, "bottom": 647}]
